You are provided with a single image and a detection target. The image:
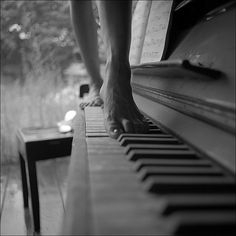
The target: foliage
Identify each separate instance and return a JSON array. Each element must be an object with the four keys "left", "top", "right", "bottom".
[
  {"left": 1, "top": 0, "right": 77, "bottom": 81},
  {"left": 0, "top": 1, "right": 88, "bottom": 164}
]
